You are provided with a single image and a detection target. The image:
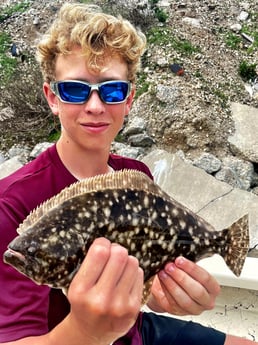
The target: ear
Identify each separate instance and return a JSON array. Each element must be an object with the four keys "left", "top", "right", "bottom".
[
  {"left": 124, "top": 84, "right": 136, "bottom": 116},
  {"left": 43, "top": 82, "right": 59, "bottom": 115}
]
